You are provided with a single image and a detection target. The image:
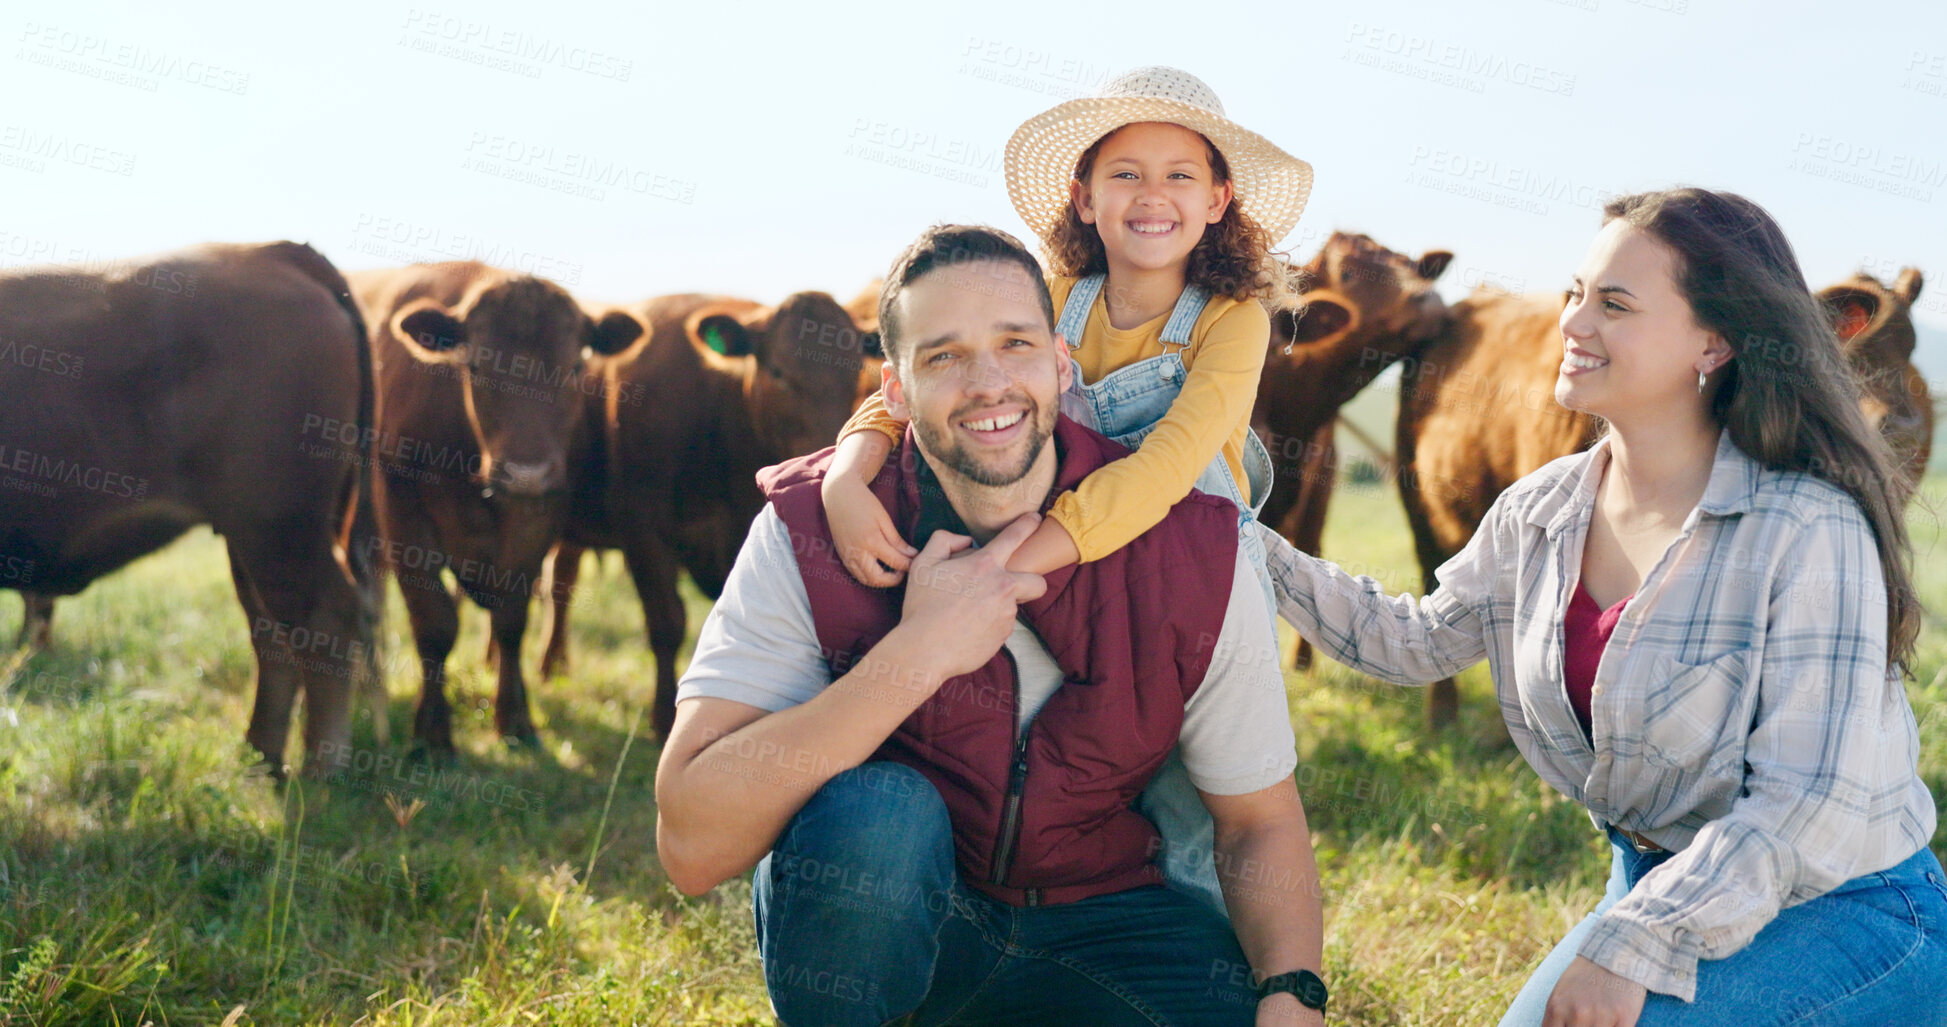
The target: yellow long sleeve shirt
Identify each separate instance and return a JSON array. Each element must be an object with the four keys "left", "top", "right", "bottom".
[{"left": 840, "top": 275, "right": 1271, "bottom": 563}]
